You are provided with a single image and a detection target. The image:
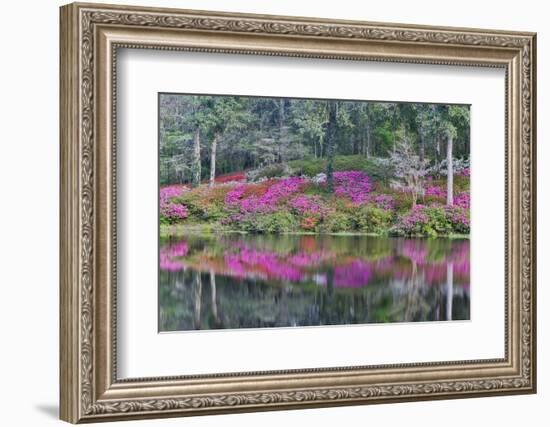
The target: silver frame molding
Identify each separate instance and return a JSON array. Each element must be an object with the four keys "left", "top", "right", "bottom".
[{"left": 60, "top": 2, "right": 536, "bottom": 423}]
